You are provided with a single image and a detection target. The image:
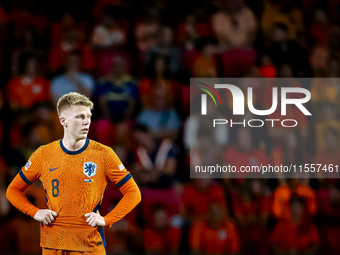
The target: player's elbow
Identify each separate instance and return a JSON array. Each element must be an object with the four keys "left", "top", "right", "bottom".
[
  {"left": 135, "top": 188, "right": 142, "bottom": 205},
  {"left": 6, "top": 184, "right": 14, "bottom": 204}
]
